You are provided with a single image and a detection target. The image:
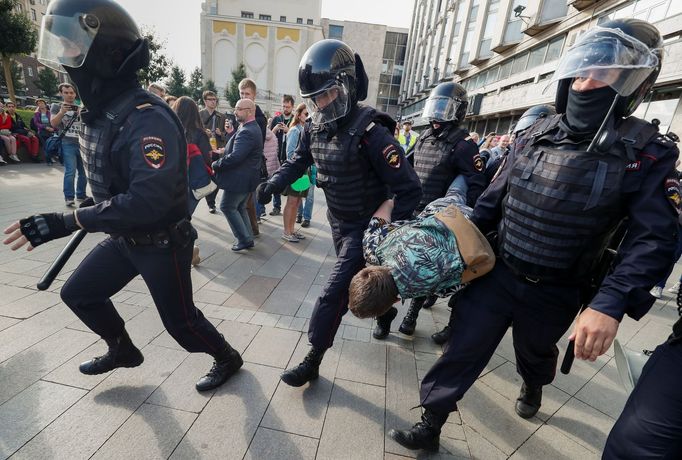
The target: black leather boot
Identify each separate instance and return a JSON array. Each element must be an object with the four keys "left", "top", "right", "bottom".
[
  {"left": 515, "top": 382, "right": 542, "bottom": 419},
  {"left": 421, "top": 294, "right": 437, "bottom": 309},
  {"left": 195, "top": 343, "right": 244, "bottom": 391},
  {"left": 280, "top": 346, "right": 326, "bottom": 387},
  {"left": 399, "top": 298, "right": 424, "bottom": 335},
  {"left": 431, "top": 325, "right": 452, "bottom": 345},
  {"left": 388, "top": 409, "right": 448, "bottom": 452},
  {"left": 79, "top": 330, "right": 144, "bottom": 375},
  {"left": 372, "top": 306, "right": 398, "bottom": 340}
]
